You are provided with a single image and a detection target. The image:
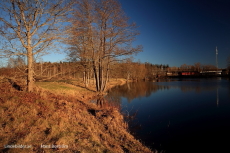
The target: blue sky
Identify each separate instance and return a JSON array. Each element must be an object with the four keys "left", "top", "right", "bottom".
[{"left": 43, "top": 0, "right": 230, "bottom": 68}]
